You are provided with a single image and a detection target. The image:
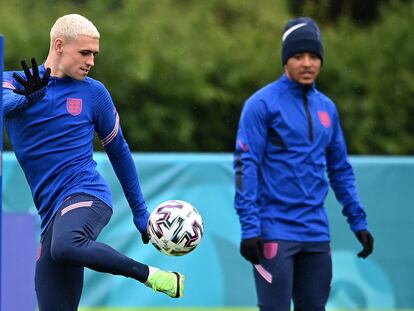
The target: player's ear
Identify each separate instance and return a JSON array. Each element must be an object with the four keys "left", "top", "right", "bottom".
[
  {"left": 53, "top": 38, "right": 64, "bottom": 55},
  {"left": 283, "top": 63, "right": 289, "bottom": 77}
]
